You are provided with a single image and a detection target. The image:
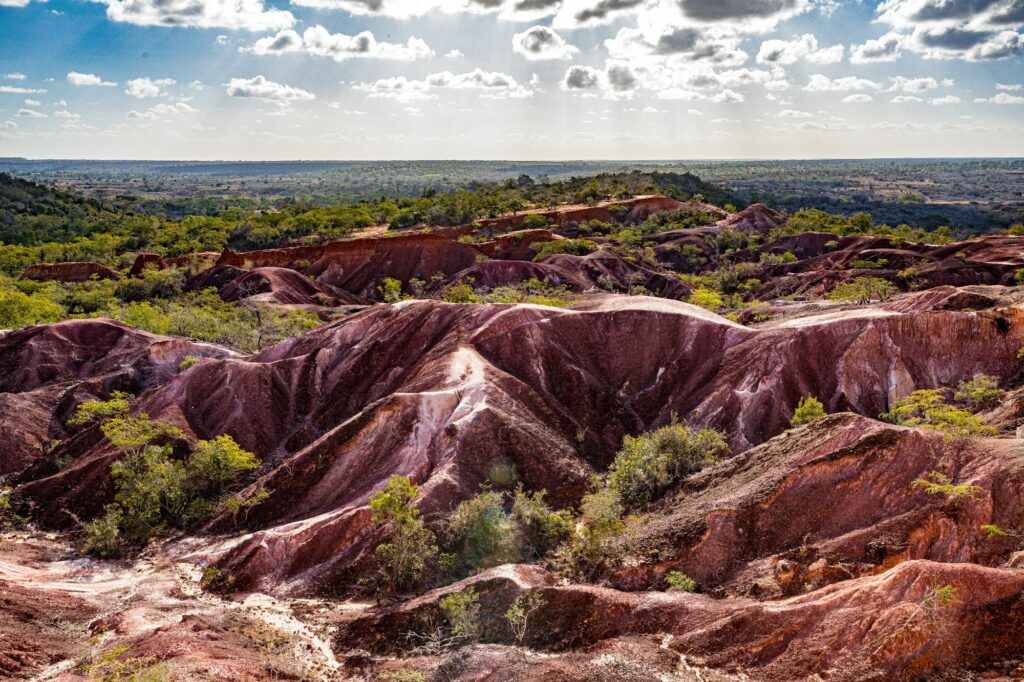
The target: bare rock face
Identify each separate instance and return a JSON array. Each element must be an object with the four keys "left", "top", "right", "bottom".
[
  {"left": 218, "top": 266, "right": 369, "bottom": 306},
  {"left": 13, "top": 296, "right": 1024, "bottom": 597},
  {"left": 0, "top": 318, "right": 233, "bottom": 475},
  {"left": 715, "top": 203, "right": 787, "bottom": 235},
  {"left": 335, "top": 559, "right": 1024, "bottom": 682},
  {"left": 21, "top": 261, "right": 121, "bottom": 283}
]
